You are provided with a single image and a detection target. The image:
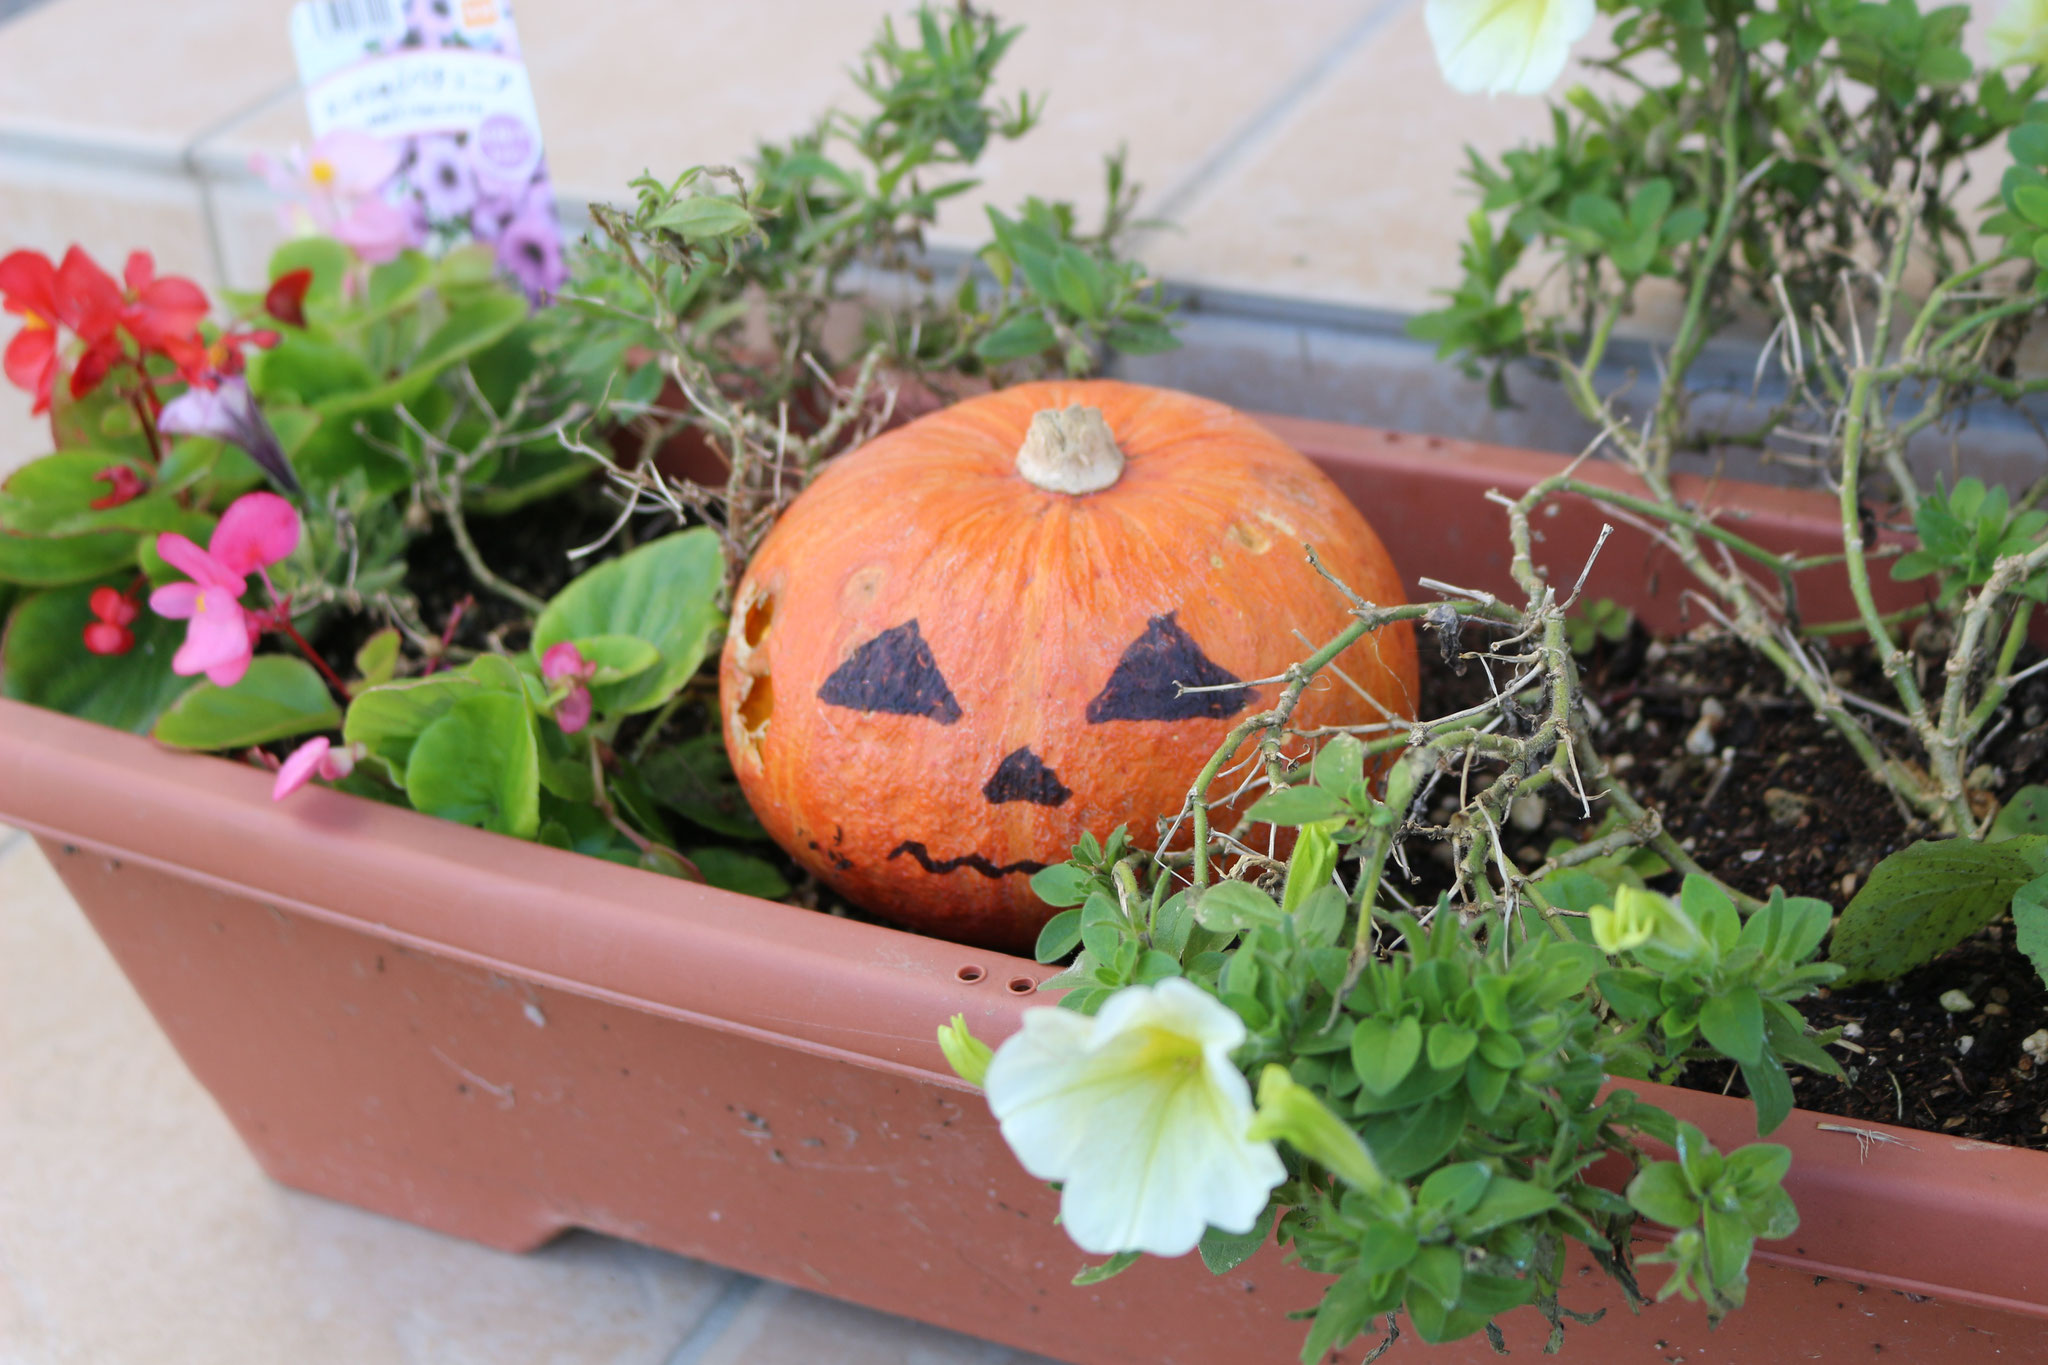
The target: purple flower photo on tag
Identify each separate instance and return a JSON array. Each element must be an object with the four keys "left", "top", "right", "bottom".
[{"left": 283, "top": 0, "right": 567, "bottom": 301}]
